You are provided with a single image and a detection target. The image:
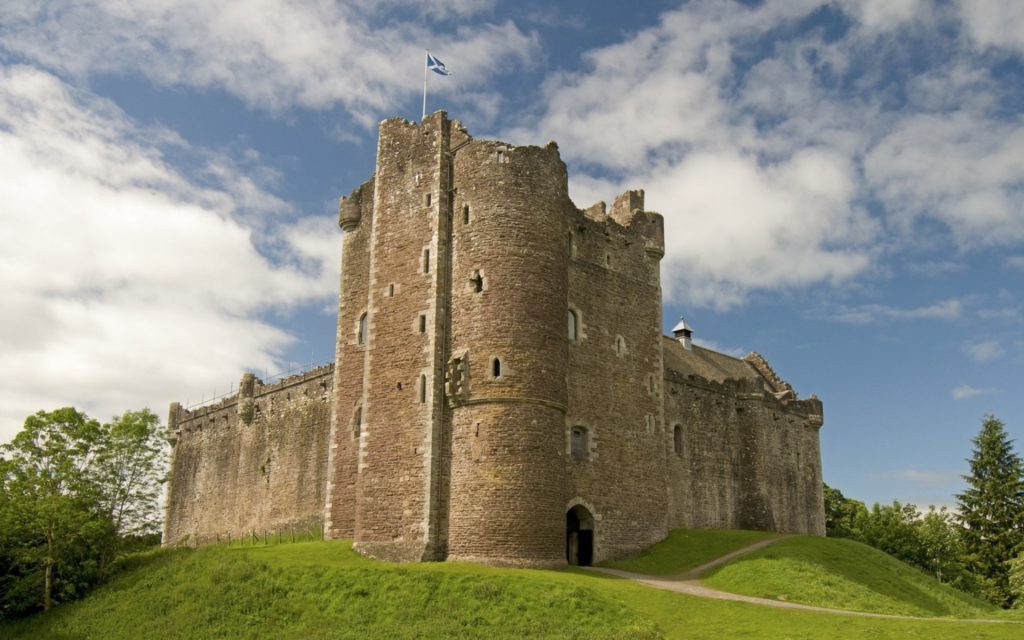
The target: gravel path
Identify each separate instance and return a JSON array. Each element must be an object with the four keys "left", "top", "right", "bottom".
[{"left": 585, "top": 537, "right": 1018, "bottom": 624}]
